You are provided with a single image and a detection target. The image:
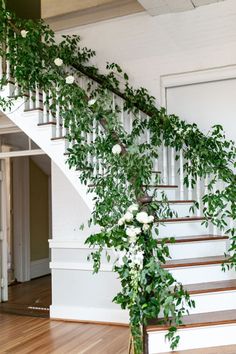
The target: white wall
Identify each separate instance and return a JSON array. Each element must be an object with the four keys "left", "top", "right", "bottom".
[
  {"left": 57, "top": 0, "right": 236, "bottom": 108},
  {"left": 50, "top": 163, "right": 127, "bottom": 323}
]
